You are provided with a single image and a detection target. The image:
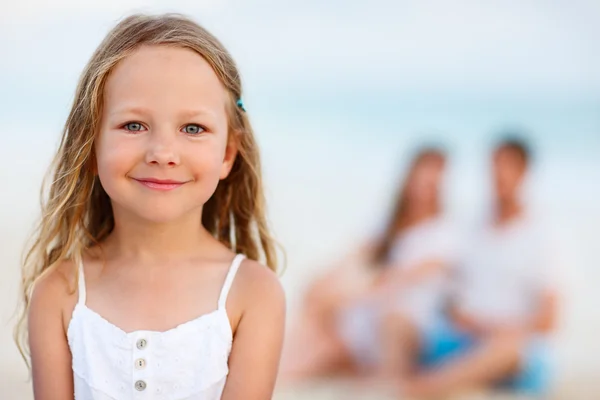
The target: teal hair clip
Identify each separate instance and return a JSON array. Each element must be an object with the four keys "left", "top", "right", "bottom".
[{"left": 236, "top": 98, "right": 246, "bottom": 112}]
